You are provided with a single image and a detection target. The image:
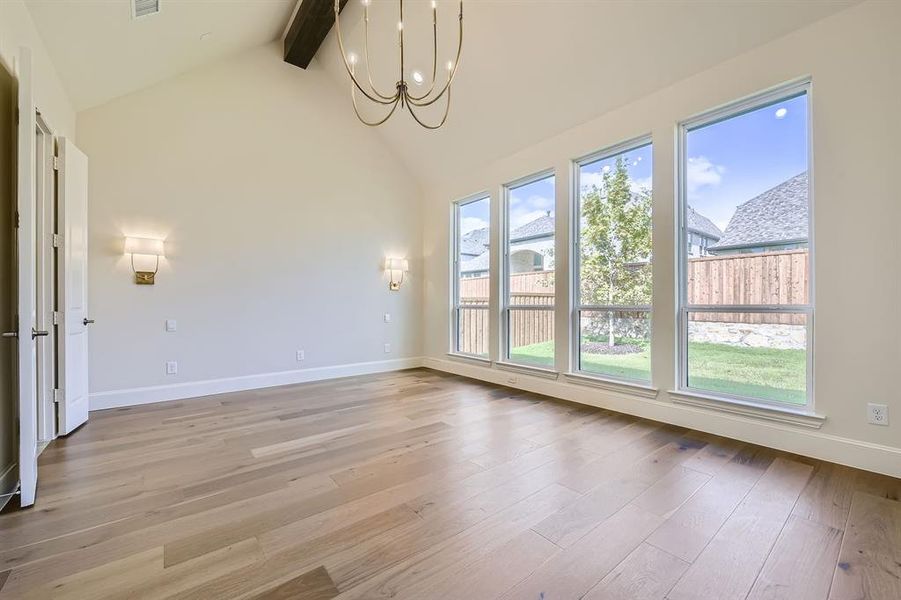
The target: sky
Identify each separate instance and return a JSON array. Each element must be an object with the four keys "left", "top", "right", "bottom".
[
  {"left": 459, "top": 91, "right": 807, "bottom": 236},
  {"left": 686, "top": 93, "right": 808, "bottom": 230},
  {"left": 508, "top": 174, "right": 556, "bottom": 231}
]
